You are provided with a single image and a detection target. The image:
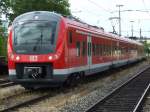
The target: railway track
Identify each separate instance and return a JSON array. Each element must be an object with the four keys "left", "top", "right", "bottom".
[
  {"left": 0, "top": 61, "right": 148, "bottom": 112},
  {"left": 0, "top": 92, "right": 51, "bottom": 112},
  {"left": 0, "top": 79, "right": 16, "bottom": 88},
  {"left": 85, "top": 66, "right": 150, "bottom": 112},
  {"left": 0, "top": 79, "right": 9, "bottom": 84}
]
